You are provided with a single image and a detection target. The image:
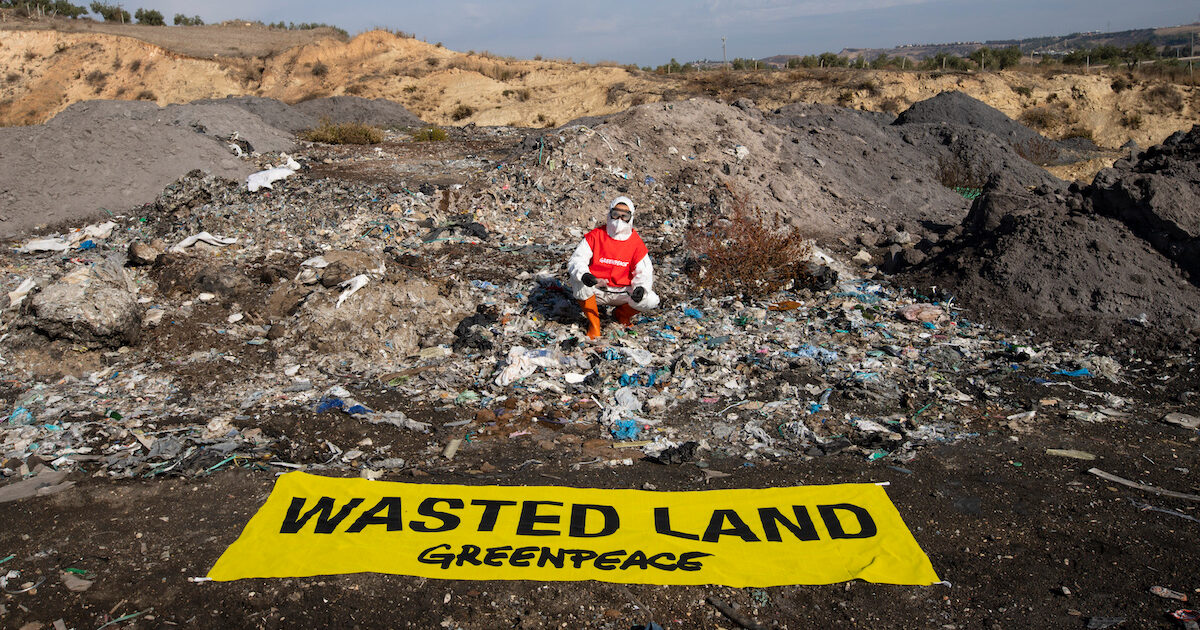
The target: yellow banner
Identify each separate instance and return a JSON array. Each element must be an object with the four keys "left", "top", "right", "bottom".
[{"left": 207, "top": 472, "right": 939, "bottom": 587}]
